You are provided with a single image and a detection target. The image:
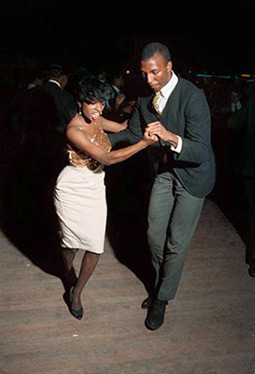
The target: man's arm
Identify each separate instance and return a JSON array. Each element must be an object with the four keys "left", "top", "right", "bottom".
[
  {"left": 107, "top": 98, "right": 143, "bottom": 147},
  {"left": 178, "top": 91, "right": 212, "bottom": 164},
  {"left": 147, "top": 90, "right": 213, "bottom": 164}
]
